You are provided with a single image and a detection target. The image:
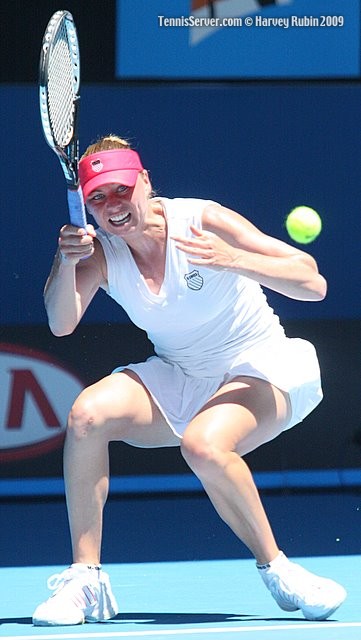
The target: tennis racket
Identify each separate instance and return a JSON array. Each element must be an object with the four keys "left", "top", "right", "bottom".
[{"left": 39, "top": 10, "right": 87, "bottom": 228}]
